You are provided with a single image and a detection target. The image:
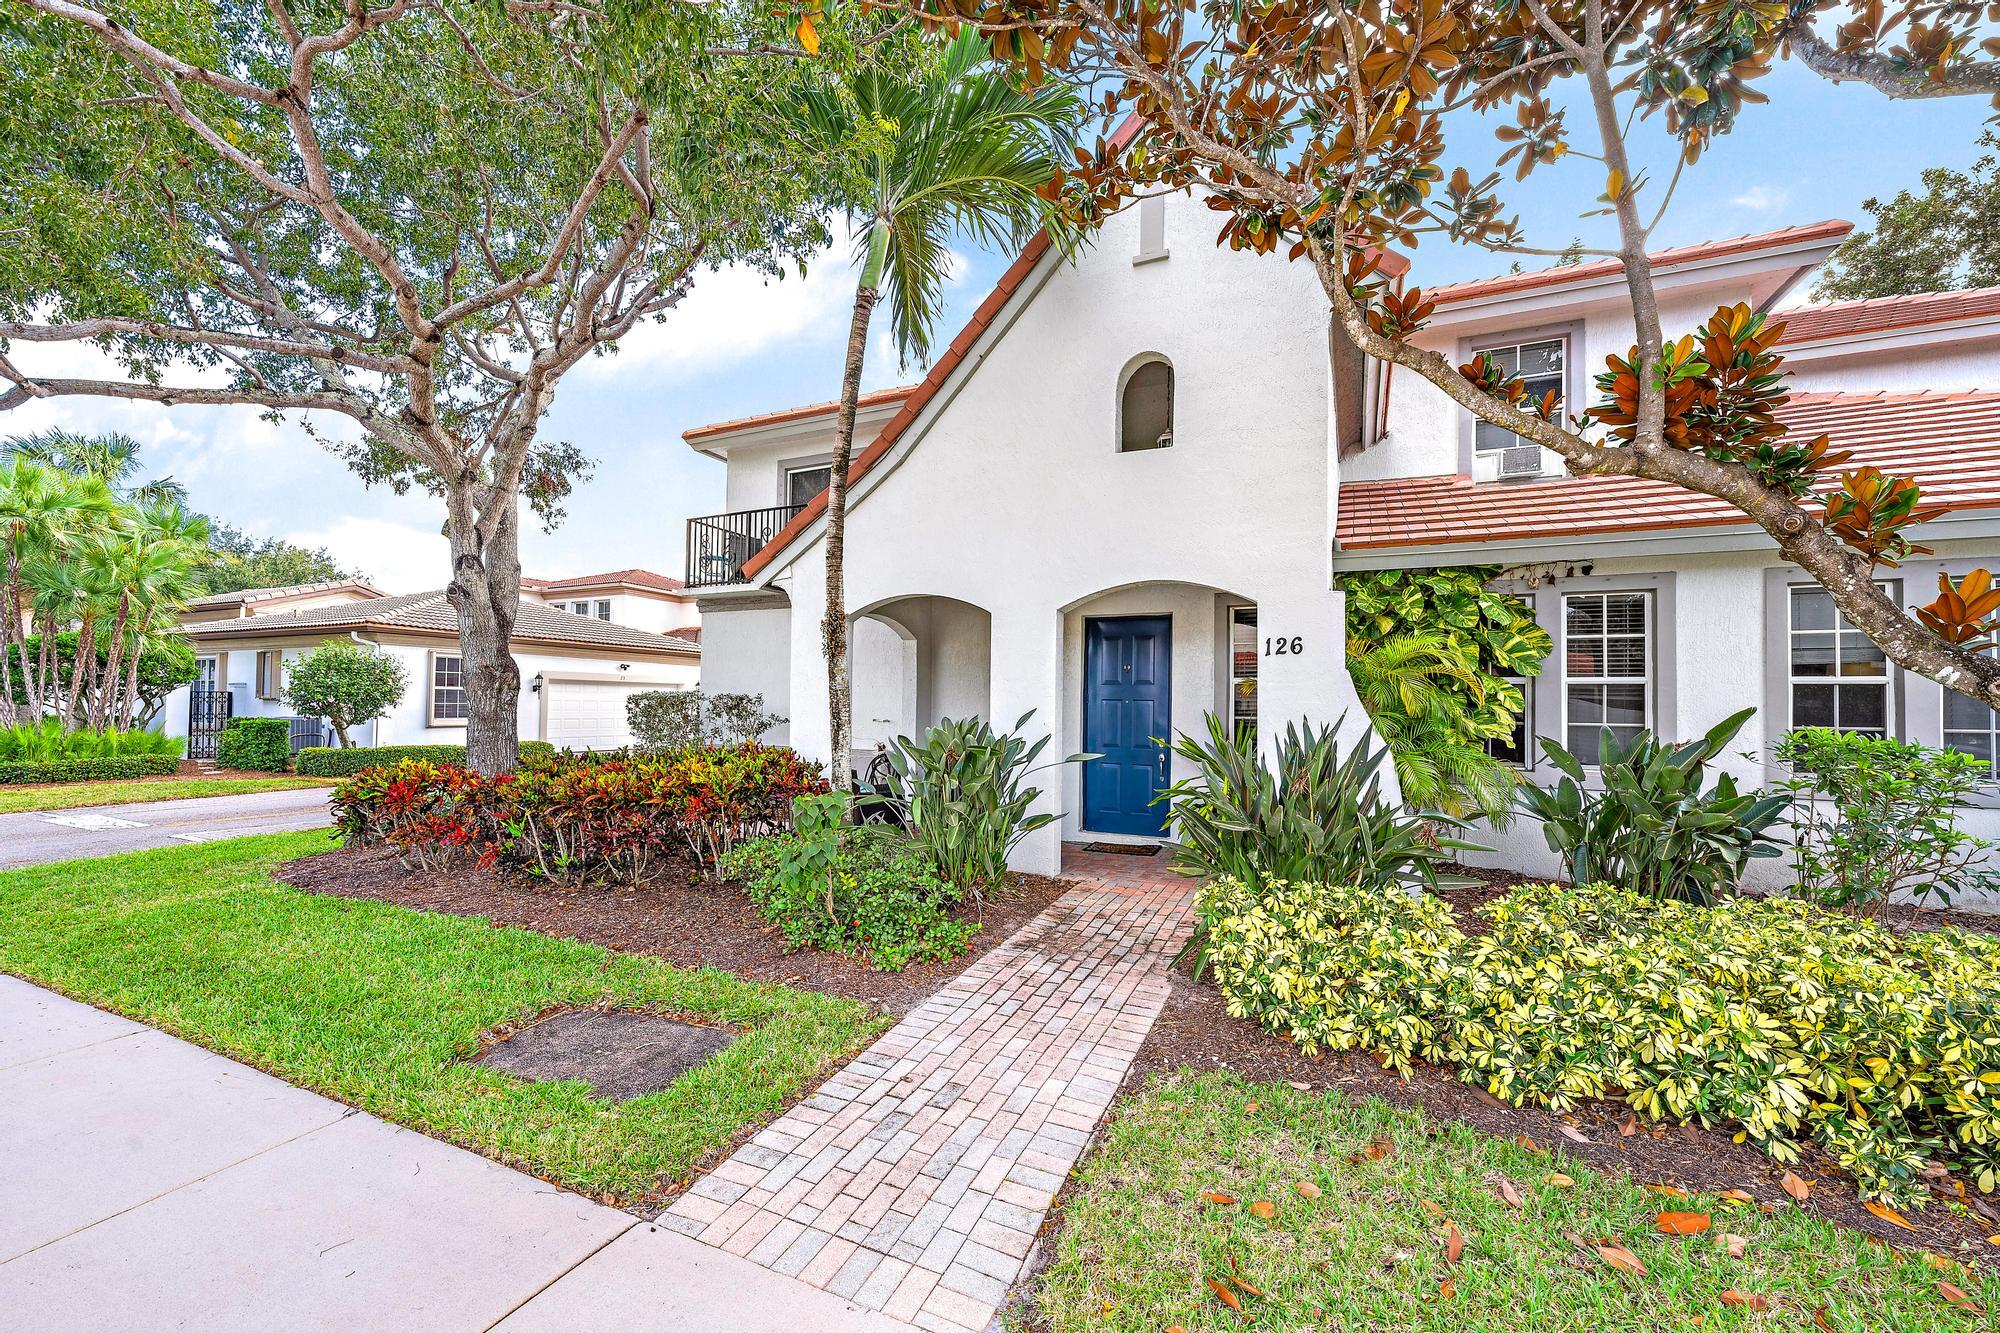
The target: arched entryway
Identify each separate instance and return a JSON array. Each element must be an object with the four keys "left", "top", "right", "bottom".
[{"left": 848, "top": 594, "right": 994, "bottom": 767}]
